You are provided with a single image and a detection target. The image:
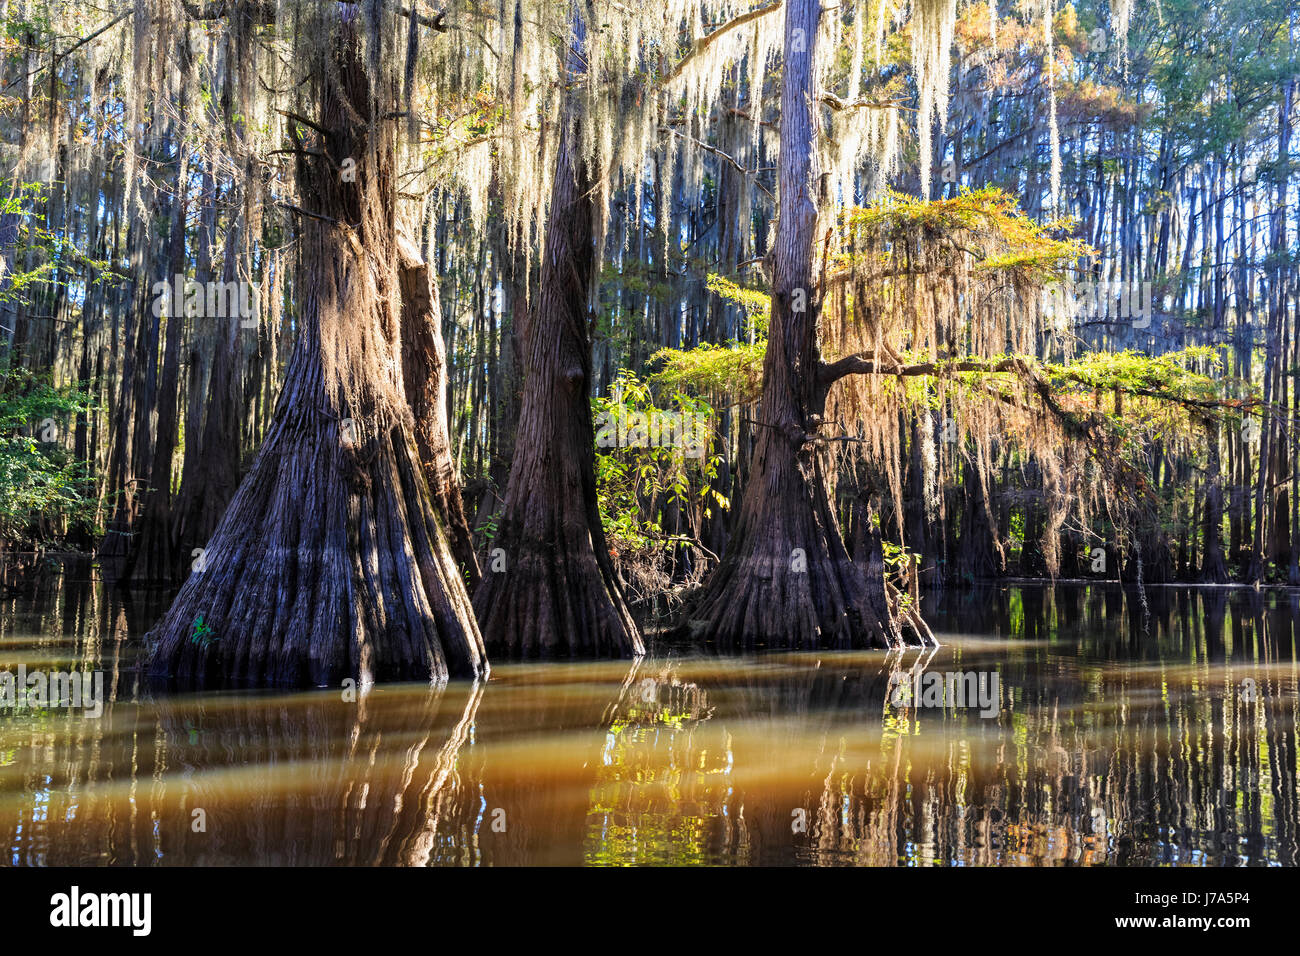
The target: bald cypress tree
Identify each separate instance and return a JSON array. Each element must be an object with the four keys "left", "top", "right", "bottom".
[
  {"left": 147, "top": 5, "right": 485, "bottom": 685},
  {"left": 472, "top": 5, "right": 643, "bottom": 659}
]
